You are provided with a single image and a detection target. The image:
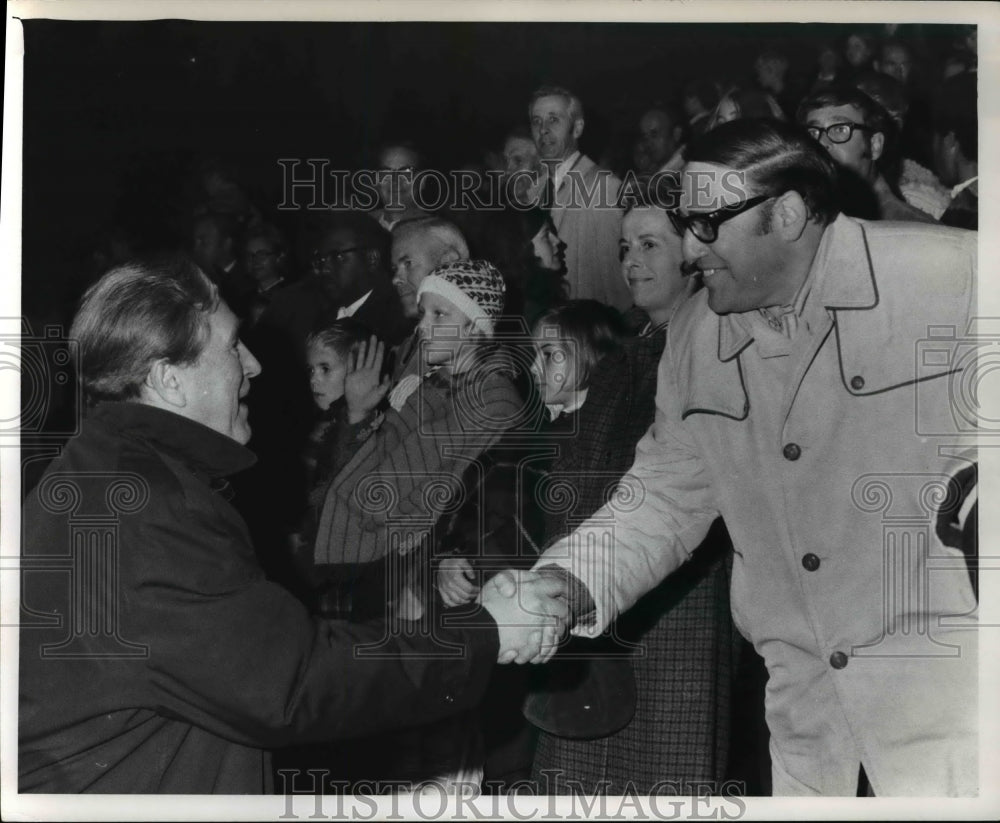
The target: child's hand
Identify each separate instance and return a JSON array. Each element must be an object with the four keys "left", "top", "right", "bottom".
[
  {"left": 437, "top": 556, "right": 480, "bottom": 608},
  {"left": 345, "top": 336, "right": 391, "bottom": 423}
]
